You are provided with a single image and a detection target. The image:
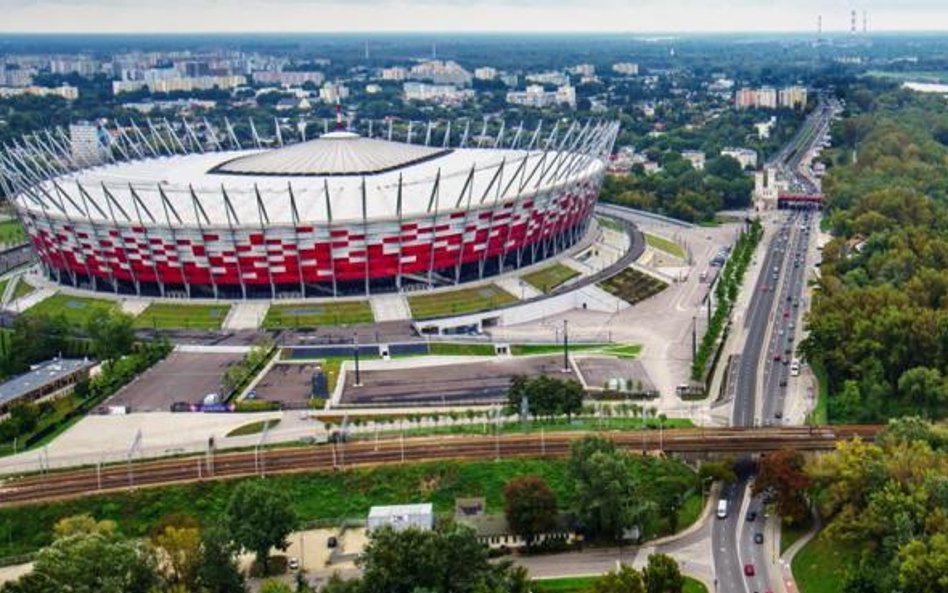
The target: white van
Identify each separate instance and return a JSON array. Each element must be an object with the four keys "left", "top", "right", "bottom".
[
  {"left": 790, "top": 359, "right": 801, "bottom": 376},
  {"left": 716, "top": 499, "right": 728, "bottom": 519}
]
